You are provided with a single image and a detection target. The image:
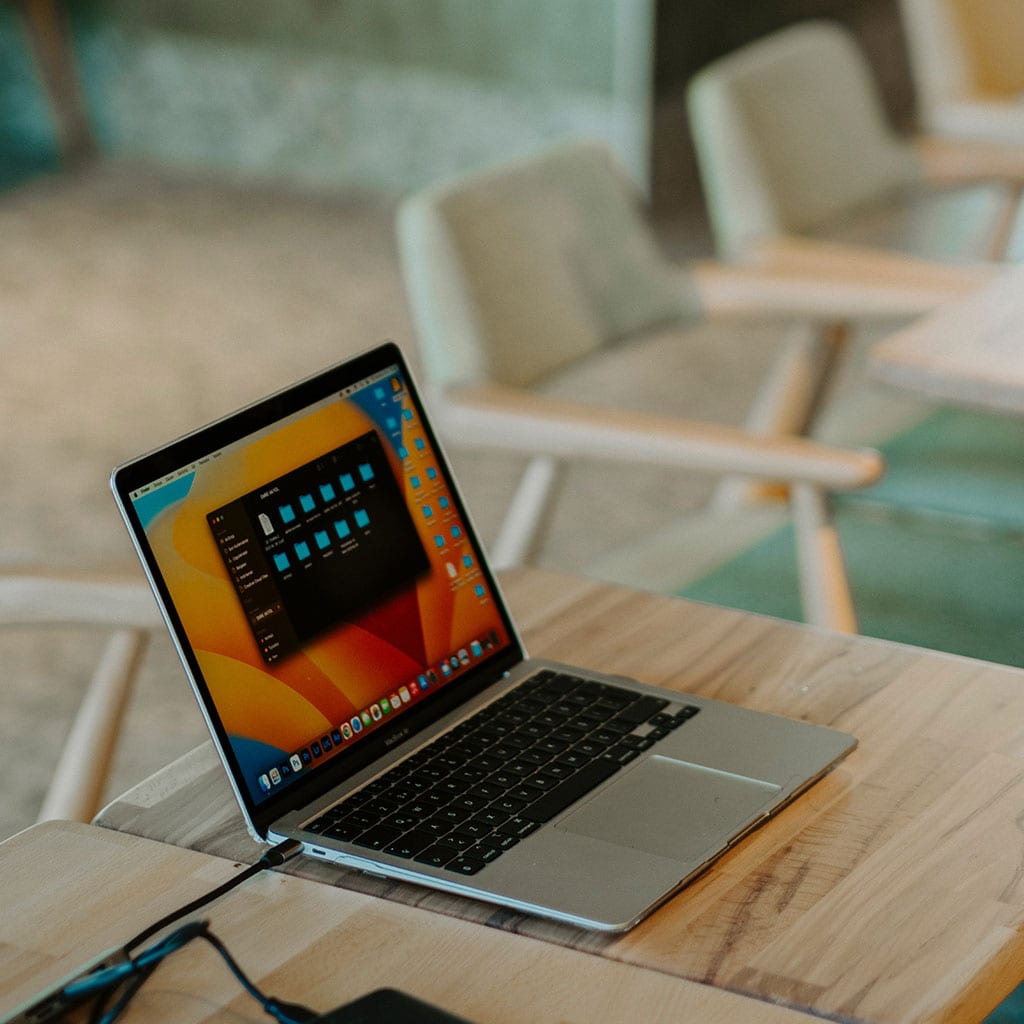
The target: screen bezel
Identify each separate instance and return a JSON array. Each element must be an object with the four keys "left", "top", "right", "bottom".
[{"left": 111, "top": 341, "right": 525, "bottom": 836}]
